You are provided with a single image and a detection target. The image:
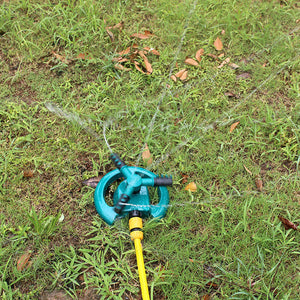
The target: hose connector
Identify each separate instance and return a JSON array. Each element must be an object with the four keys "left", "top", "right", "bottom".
[{"left": 129, "top": 211, "right": 143, "bottom": 241}]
